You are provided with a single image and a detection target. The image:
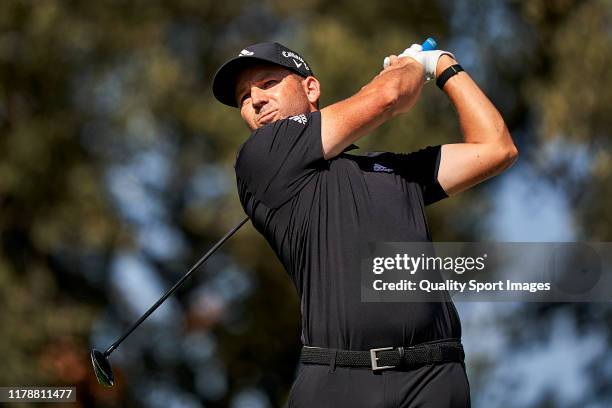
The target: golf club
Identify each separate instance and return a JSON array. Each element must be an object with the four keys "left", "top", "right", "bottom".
[{"left": 91, "top": 216, "right": 249, "bottom": 387}]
